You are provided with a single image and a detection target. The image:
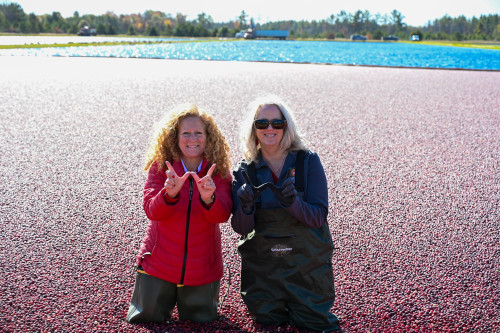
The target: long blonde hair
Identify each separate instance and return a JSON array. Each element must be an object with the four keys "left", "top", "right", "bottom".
[
  {"left": 240, "top": 95, "right": 307, "bottom": 162},
  {"left": 145, "top": 104, "right": 231, "bottom": 177}
]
